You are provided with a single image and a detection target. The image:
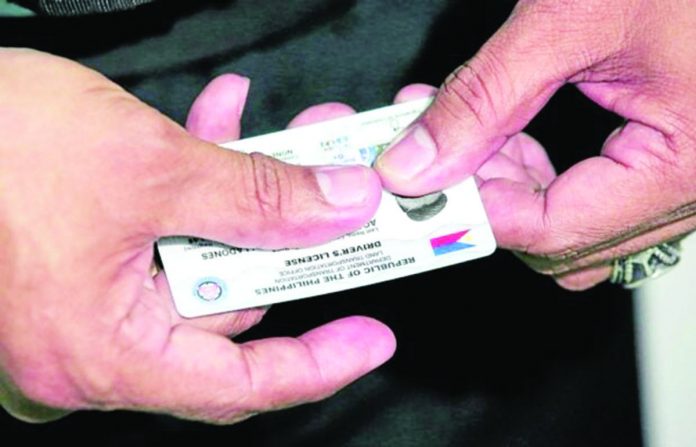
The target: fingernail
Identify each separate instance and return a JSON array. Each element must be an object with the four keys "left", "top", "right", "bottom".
[
  {"left": 314, "top": 165, "right": 371, "bottom": 207},
  {"left": 375, "top": 123, "right": 437, "bottom": 180}
]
